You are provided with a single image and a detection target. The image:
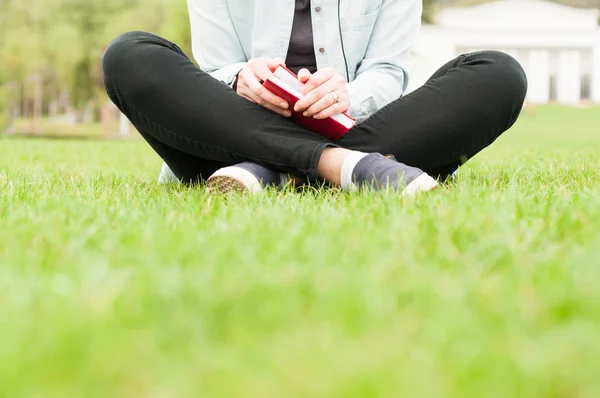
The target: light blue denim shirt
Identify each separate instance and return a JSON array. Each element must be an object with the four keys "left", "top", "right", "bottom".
[{"left": 187, "top": 0, "right": 422, "bottom": 122}]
